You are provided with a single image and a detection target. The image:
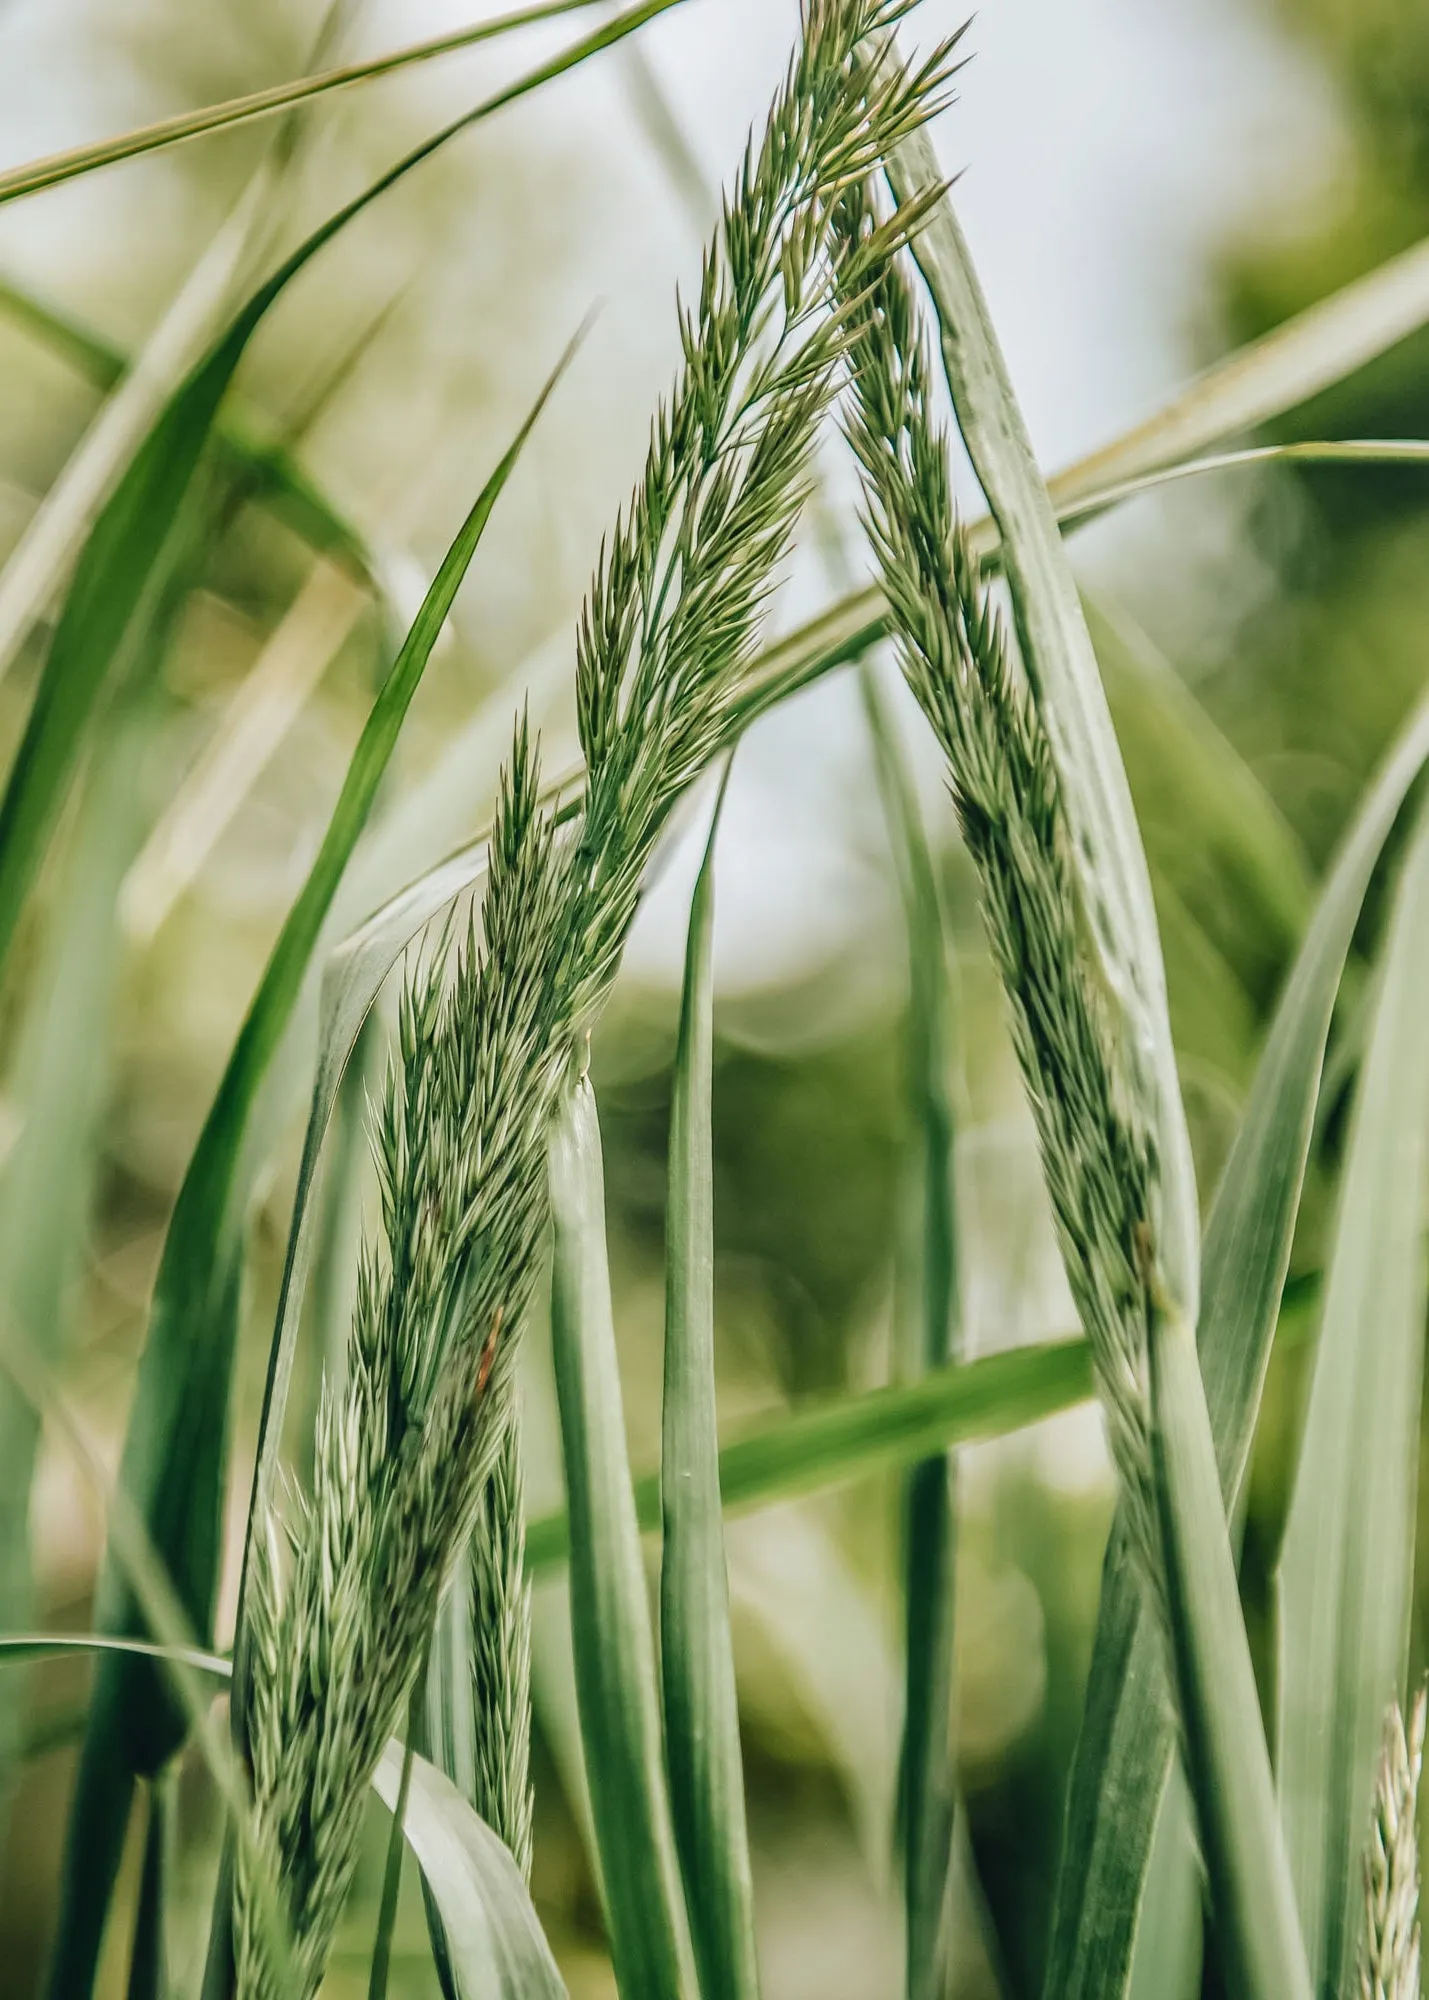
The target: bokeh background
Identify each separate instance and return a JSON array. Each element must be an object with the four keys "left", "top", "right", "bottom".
[{"left": 0, "top": 0, "right": 1422, "bottom": 1991}]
